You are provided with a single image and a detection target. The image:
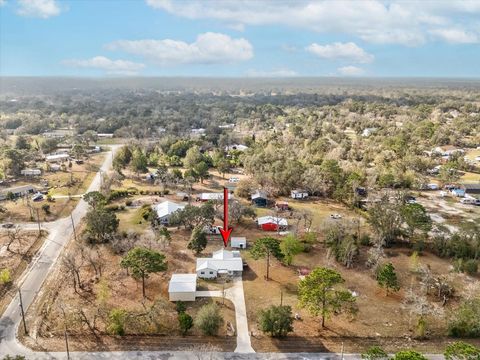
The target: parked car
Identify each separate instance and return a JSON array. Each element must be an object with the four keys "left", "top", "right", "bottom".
[
  {"left": 203, "top": 225, "right": 221, "bottom": 235},
  {"left": 330, "top": 213, "right": 342, "bottom": 219},
  {"left": 32, "top": 193, "right": 44, "bottom": 202},
  {"left": 2, "top": 223, "right": 14, "bottom": 229},
  {"left": 228, "top": 177, "right": 240, "bottom": 183}
]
